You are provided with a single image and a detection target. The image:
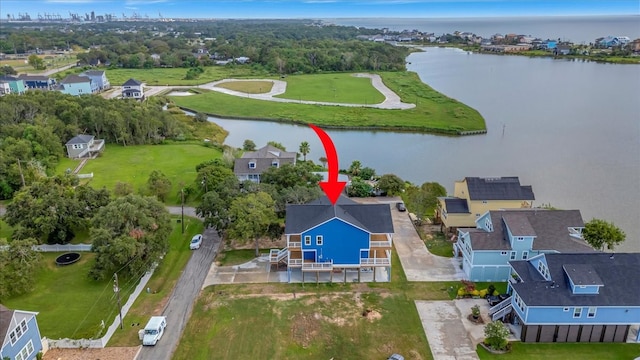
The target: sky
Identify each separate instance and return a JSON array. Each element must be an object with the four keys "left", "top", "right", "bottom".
[{"left": 1, "top": 0, "right": 638, "bottom": 19}]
